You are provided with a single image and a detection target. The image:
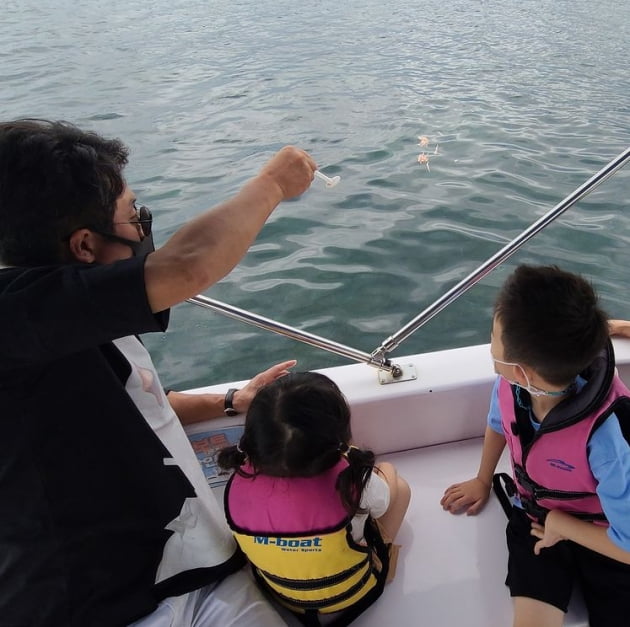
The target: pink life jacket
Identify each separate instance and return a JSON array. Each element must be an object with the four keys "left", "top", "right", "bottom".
[{"left": 499, "top": 341, "right": 630, "bottom": 523}]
